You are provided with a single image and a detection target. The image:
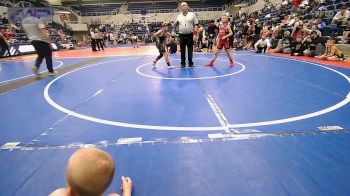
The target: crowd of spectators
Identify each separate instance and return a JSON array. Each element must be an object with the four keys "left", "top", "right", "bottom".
[
  {"left": 0, "top": 10, "right": 73, "bottom": 57},
  {"left": 235, "top": 0, "right": 348, "bottom": 60},
  {"left": 3, "top": 0, "right": 348, "bottom": 60},
  {"left": 85, "top": 0, "right": 349, "bottom": 62},
  {"left": 192, "top": 0, "right": 349, "bottom": 61}
]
